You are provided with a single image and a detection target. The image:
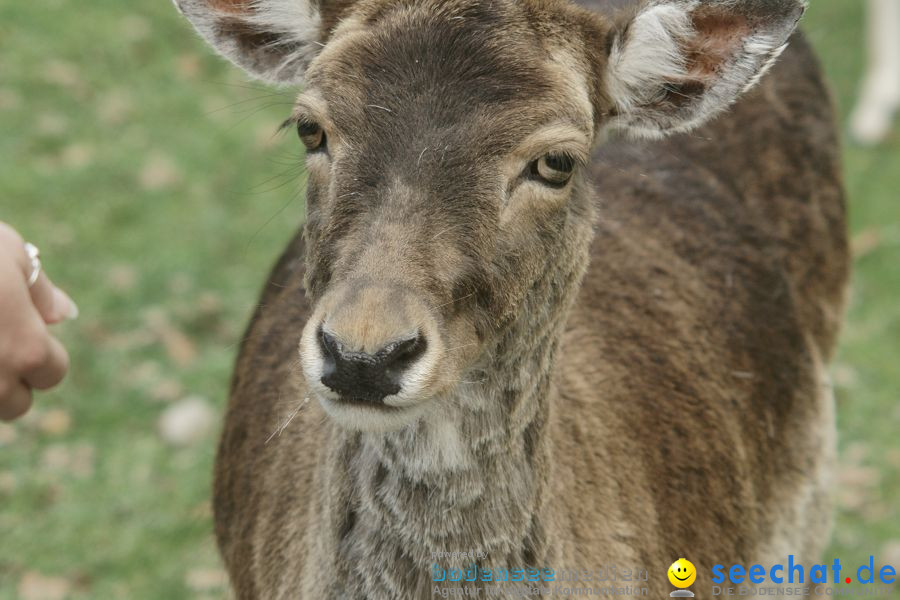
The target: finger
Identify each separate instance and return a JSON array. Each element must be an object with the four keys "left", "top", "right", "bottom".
[
  {"left": 28, "top": 270, "right": 56, "bottom": 322},
  {"left": 21, "top": 333, "right": 70, "bottom": 391},
  {"left": 0, "top": 380, "right": 33, "bottom": 421},
  {"left": 29, "top": 270, "right": 78, "bottom": 325},
  {"left": 0, "top": 226, "right": 78, "bottom": 324},
  {"left": 0, "top": 222, "right": 26, "bottom": 261}
]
